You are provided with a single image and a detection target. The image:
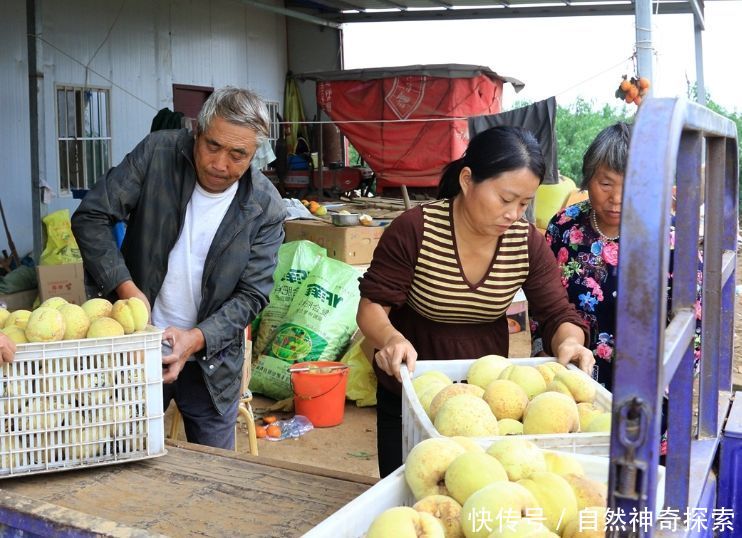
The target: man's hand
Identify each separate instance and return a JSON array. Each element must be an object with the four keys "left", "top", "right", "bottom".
[
  {"left": 161, "top": 326, "right": 206, "bottom": 384},
  {"left": 0, "top": 334, "right": 16, "bottom": 364},
  {"left": 556, "top": 338, "right": 595, "bottom": 375},
  {"left": 116, "top": 280, "right": 152, "bottom": 321},
  {"left": 374, "top": 333, "right": 418, "bottom": 383}
]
